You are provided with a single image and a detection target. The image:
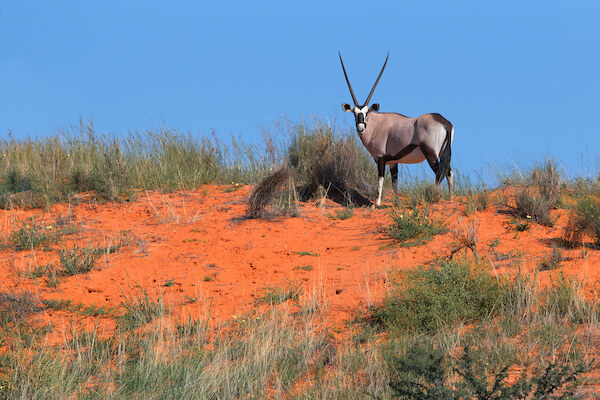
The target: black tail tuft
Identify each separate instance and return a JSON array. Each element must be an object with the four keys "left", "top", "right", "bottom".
[{"left": 436, "top": 126, "right": 452, "bottom": 184}]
